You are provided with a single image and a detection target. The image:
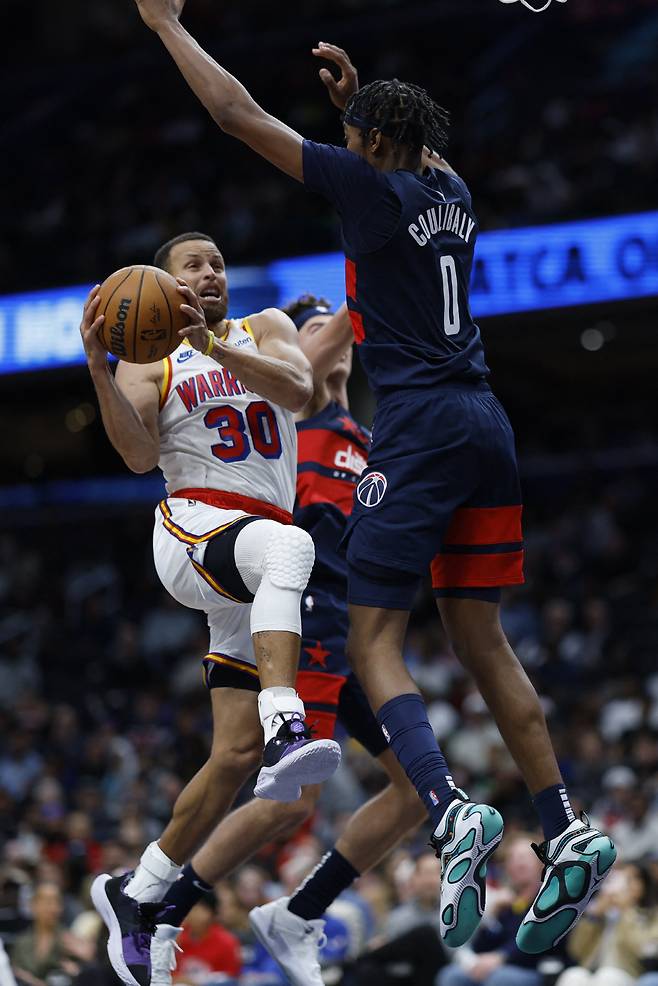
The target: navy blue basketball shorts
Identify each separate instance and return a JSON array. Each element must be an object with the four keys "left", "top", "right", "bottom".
[
  {"left": 203, "top": 583, "right": 387, "bottom": 759},
  {"left": 343, "top": 383, "right": 525, "bottom": 610}
]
